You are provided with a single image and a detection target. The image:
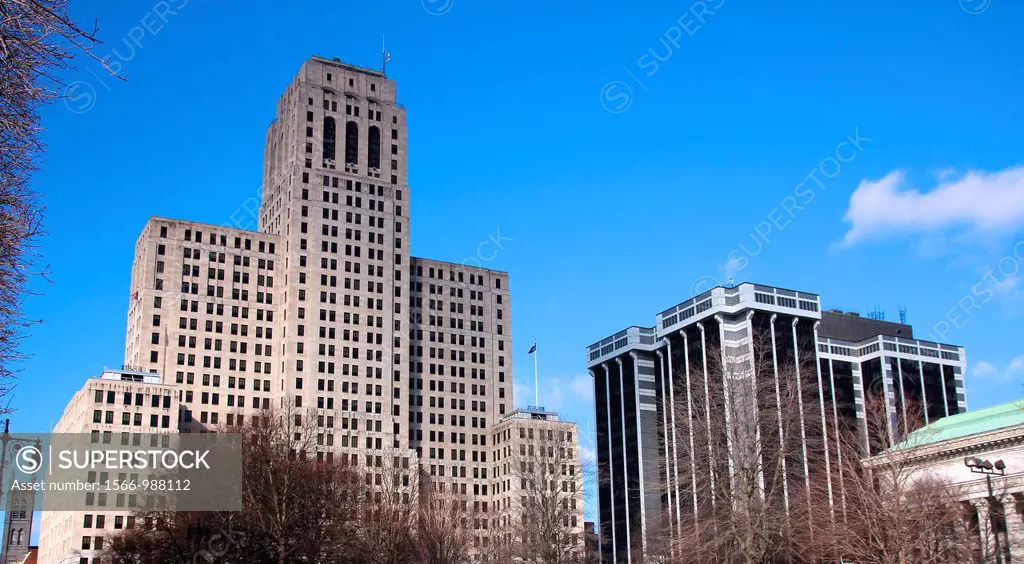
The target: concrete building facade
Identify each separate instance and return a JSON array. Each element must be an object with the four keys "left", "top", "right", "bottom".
[
  {"left": 490, "top": 408, "right": 585, "bottom": 560},
  {"left": 587, "top": 282, "right": 968, "bottom": 563},
  {"left": 39, "top": 57, "right": 527, "bottom": 562},
  {"left": 37, "top": 369, "right": 179, "bottom": 564}
]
